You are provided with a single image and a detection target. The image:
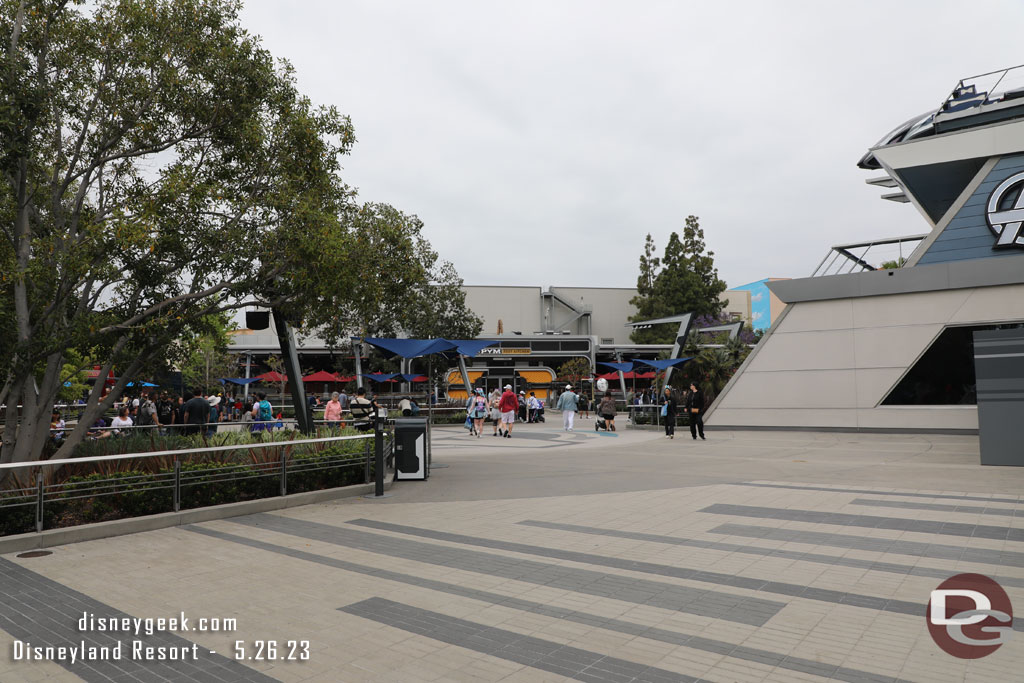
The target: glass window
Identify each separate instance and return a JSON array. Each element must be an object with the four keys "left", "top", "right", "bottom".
[{"left": 882, "top": 323, "right": 1023, "bottom": 405}]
